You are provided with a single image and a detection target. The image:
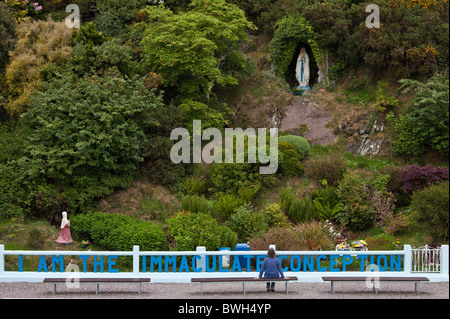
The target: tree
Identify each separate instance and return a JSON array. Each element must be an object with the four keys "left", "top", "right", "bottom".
[
  {"left": 392, "top": 74, "right": 449, "bottom": 157},
  {"left": 137, "top": 0, "right": 255, "bottom": 102},
  {"left": 8, "top": 73, "right": 163, "bottom": 218},
  {"left": 2, "top": 18, "right": 73, "bottom": 116}
]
